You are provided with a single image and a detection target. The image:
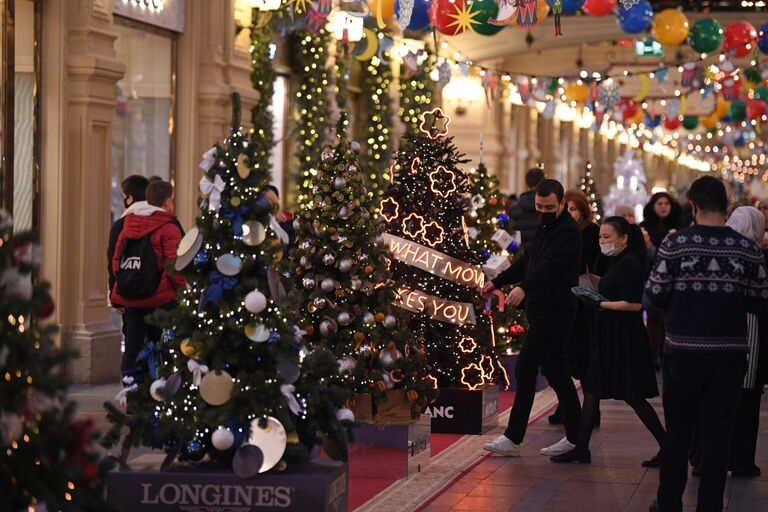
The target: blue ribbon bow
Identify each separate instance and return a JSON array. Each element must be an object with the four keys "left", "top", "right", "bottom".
[
  {"left": 223, "top": 205, "right": 249, "bottom": 237},
  {"left": 135, "top": 341, "right": 162, "bottom": 379},
  {"left": 202, "top": 270, "right": 238, "bottom": 305}
]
